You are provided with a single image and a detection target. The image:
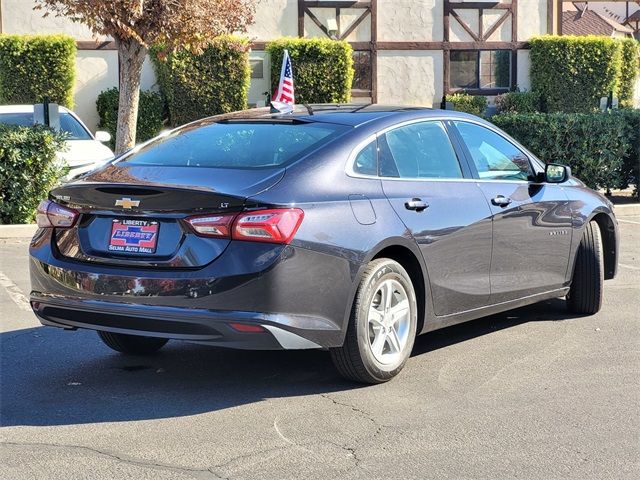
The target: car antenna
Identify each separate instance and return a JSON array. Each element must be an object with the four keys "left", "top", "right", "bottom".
[{"left": 302, "top": 104, "right": 314, "bottom": 115}]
